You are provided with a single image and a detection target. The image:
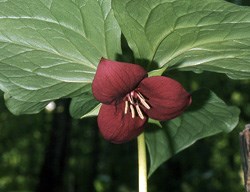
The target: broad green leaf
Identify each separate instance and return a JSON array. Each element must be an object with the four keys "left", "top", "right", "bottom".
[
  {"left": 0, "top": 0, "right": 121, "bottom": 114},
  {"left": 145, "top": 89, "right": 240, "bottom": 177},
  {"left": 113, "top": 0, "right": 250, "bottom": 79}
]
